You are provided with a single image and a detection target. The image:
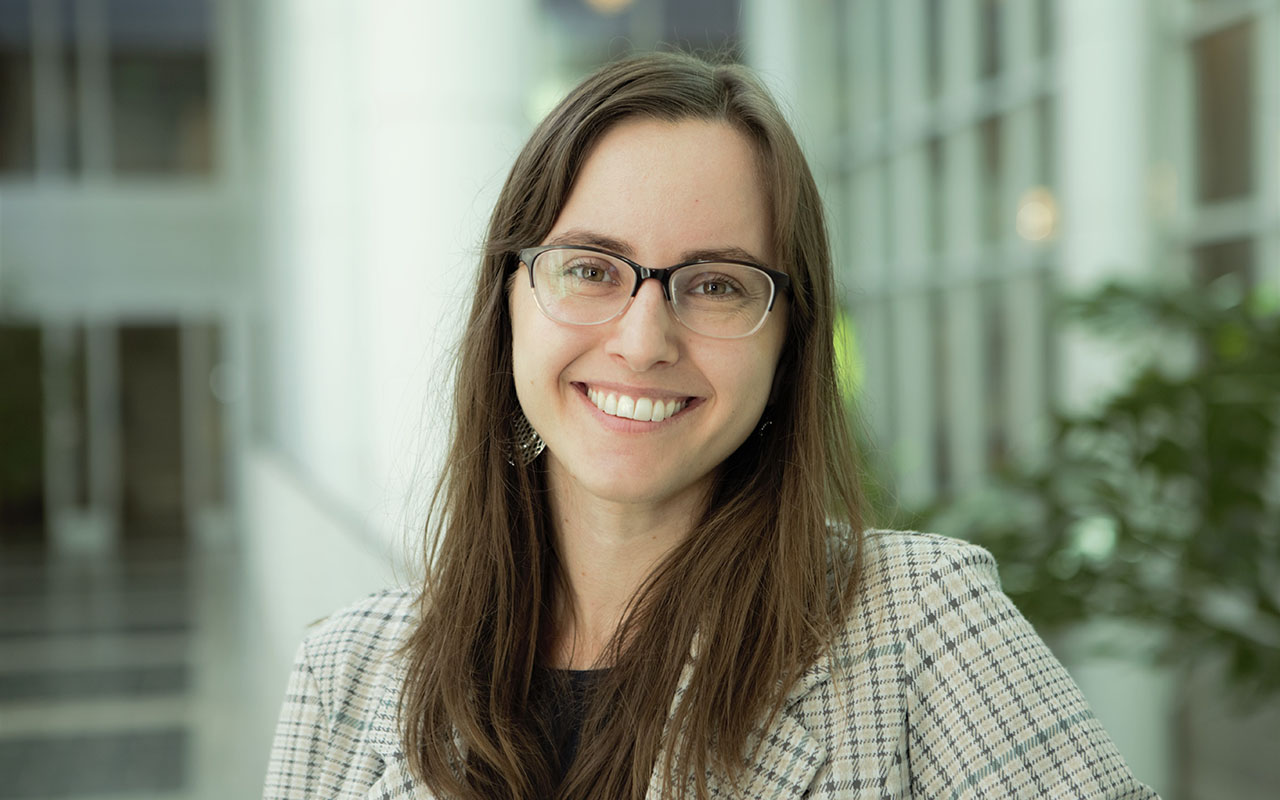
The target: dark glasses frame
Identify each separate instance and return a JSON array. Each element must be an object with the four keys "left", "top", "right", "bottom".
[
  {"left": 517, "top": 244, "right": 791, "bottom": 306},
  {"left": 515, "top": 244, "right": 793, "bottom": 339}
]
